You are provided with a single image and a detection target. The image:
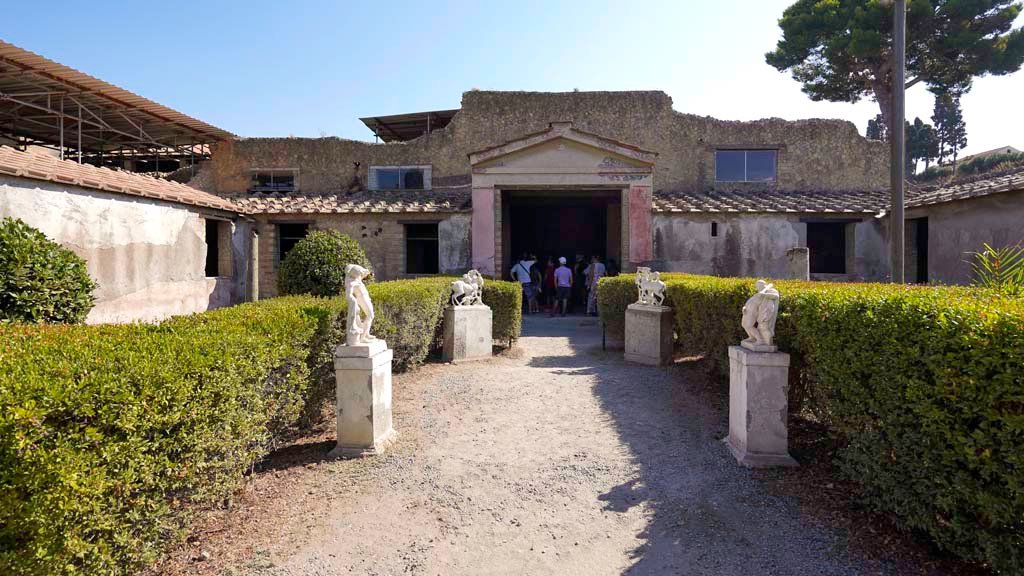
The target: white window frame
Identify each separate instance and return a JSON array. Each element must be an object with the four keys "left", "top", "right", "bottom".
[
  {"left": 714, "top": 150, "right": 778, "bottom": 183},
  {"left": 249, "top": 168, "right": 299, "bottom": 193},
  {"left": 369, "top": 165, "right": 432, "bottom": 191}
]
